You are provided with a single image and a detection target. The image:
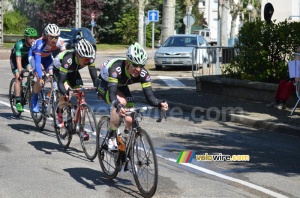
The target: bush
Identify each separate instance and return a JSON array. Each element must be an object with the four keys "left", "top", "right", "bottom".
[
  {"left": 224, "top": 20, "right": 300, "bottom": 83},
  {"left": 4, "top": 11, "right": 29, "bottom": 34}
]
